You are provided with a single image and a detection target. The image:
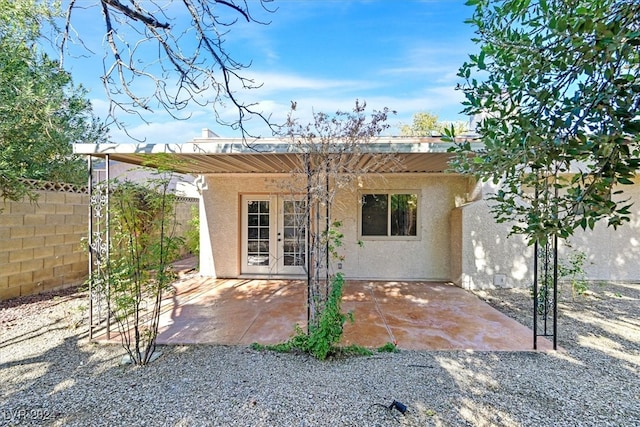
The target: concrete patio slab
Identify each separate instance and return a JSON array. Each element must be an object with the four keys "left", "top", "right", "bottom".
[{"left": 149, "top": 275, "right": 554, "bottom": 351}]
